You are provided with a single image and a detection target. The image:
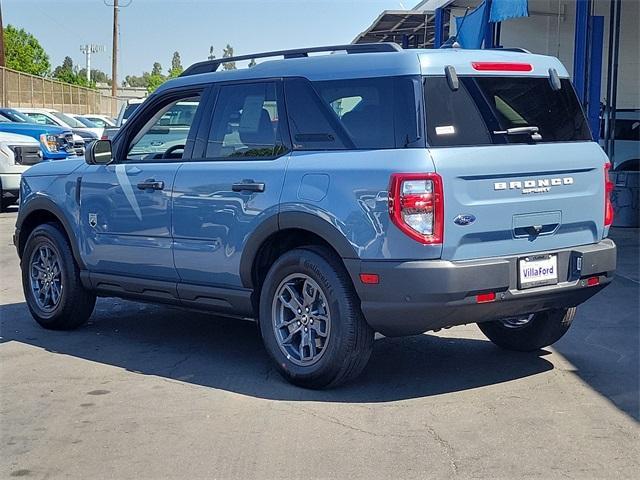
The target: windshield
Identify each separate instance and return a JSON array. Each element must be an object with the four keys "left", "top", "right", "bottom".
[
  {"left": 0, "top": 109, "right": 31, "bottom": 122},
  {"left": 424, "top": 76, "right": 591, "bottom": 147},
  {"left": 74, "top": 116, "right": 98, "bottom": 128},
  {"left": 86, "top": 116, "right": 114, "bottom": 127},
  {"left": 51, "top": 111, "right": 85, "bottom": 128}
]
